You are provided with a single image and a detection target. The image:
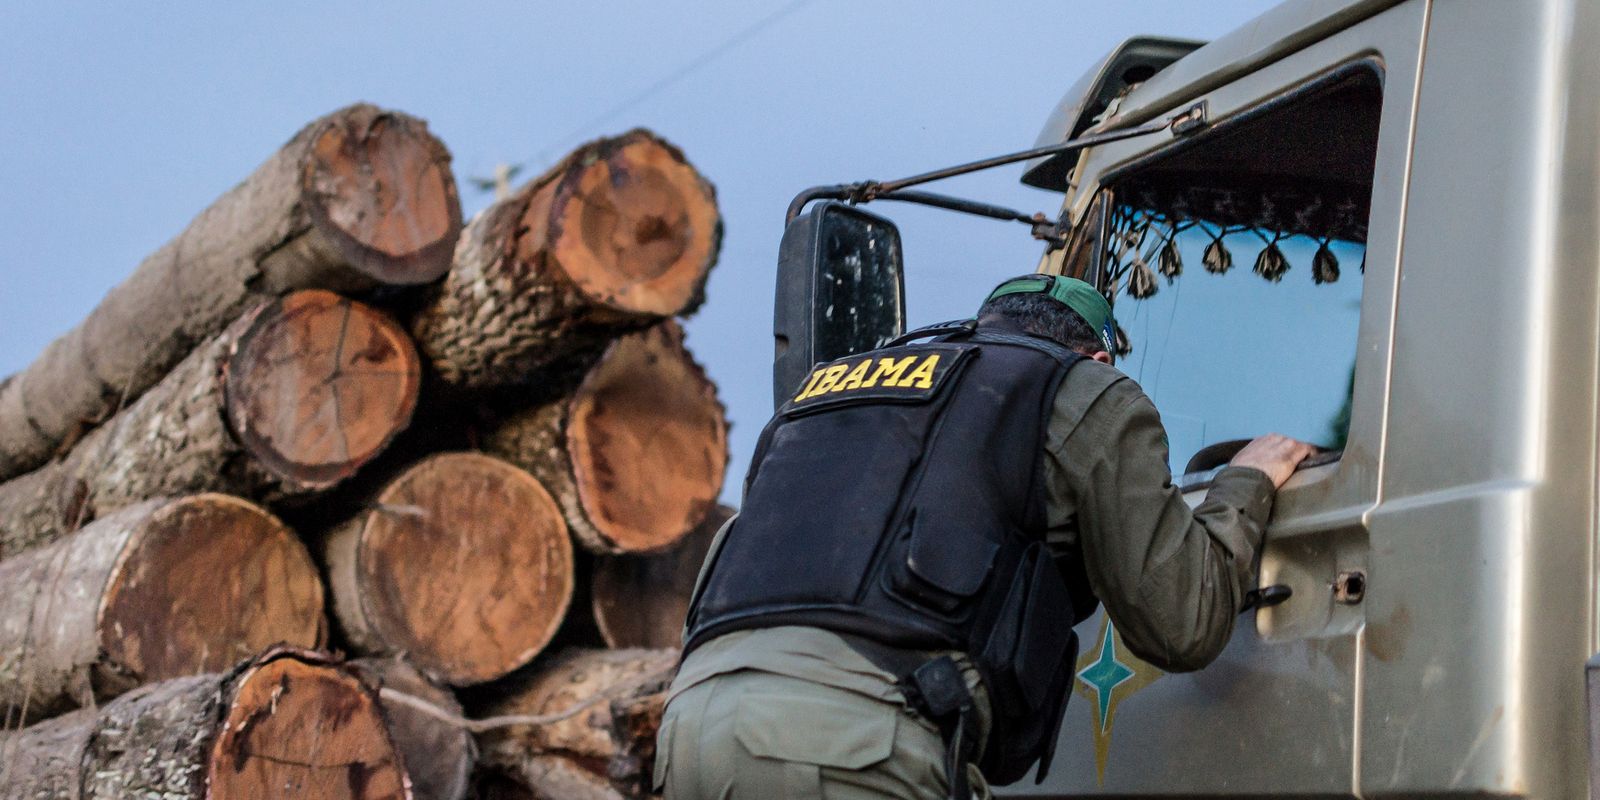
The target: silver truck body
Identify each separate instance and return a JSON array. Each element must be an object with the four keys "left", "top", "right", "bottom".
[{"left": 1024, "top": 1, "right": 1600, "bottom": 796}]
